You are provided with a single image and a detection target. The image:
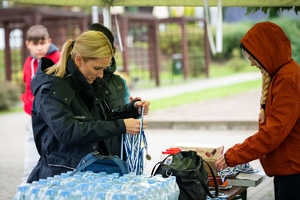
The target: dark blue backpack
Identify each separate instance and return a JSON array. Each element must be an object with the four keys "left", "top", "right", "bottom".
[{"left": 70, "top": 151, "right": 129, "bottom": 176}]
